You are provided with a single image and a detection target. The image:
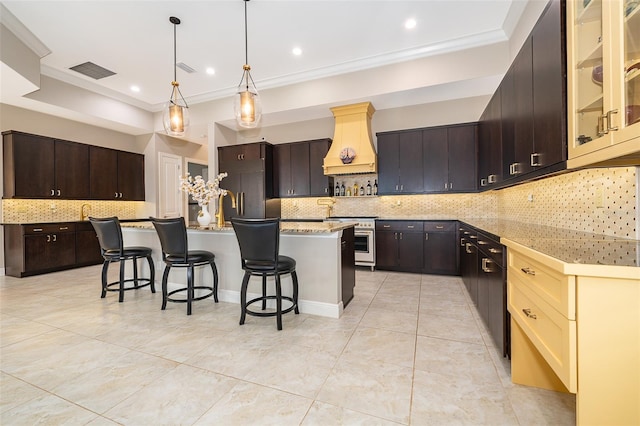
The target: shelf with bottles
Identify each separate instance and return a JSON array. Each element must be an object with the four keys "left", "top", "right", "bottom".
[{"left": 332, "top": 174, "right": 378, "bottom": 198}]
